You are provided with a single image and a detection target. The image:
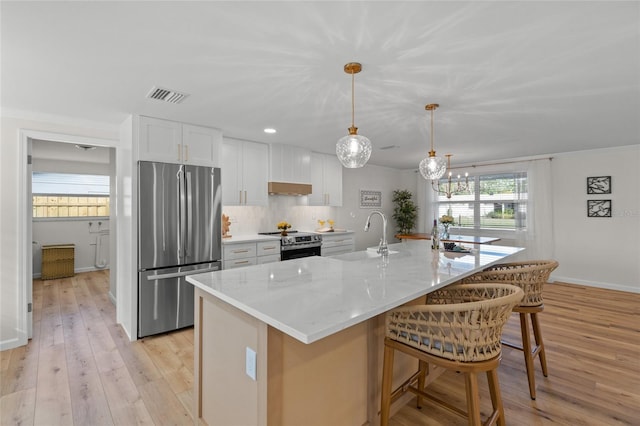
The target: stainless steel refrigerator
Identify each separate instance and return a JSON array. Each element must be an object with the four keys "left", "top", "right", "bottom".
[{"left": 137, "top": 161, "right": 222, "bottom": 337}]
